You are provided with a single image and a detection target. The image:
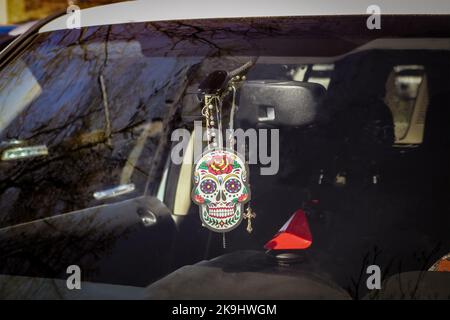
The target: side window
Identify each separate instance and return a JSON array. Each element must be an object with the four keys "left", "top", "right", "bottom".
[
  {"left": 0, "top": 46, "right": 110, "bottom": 228},
  {"left": 385, "top": 65, "right": 428, "bottom": 145},
  {"left": 0, "top": 31, "right": 200, "bottom": 229}
]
